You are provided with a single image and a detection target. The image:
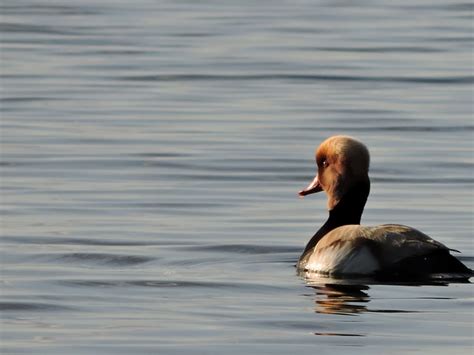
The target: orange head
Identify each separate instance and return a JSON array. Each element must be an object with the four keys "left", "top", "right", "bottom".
[{"left": 299, "top": 135, "right": 370, "bottom": 210}]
